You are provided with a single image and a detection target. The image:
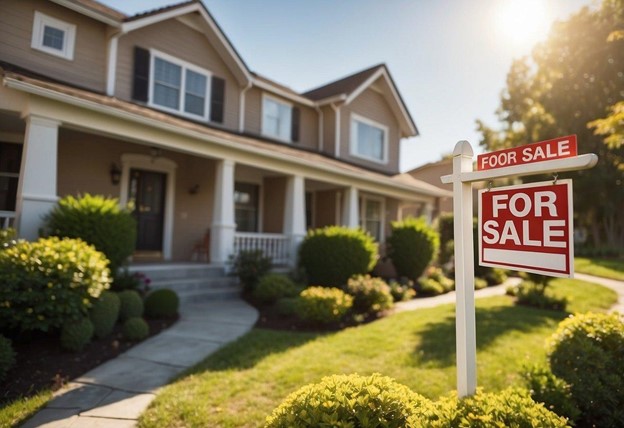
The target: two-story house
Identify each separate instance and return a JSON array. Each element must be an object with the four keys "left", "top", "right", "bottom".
[{"left": 0, "top": 0, "right": 449, "bottom": 268}]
